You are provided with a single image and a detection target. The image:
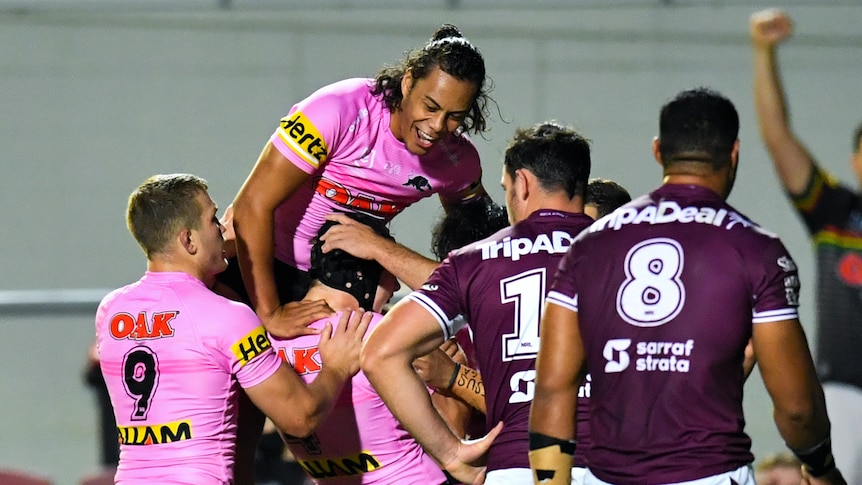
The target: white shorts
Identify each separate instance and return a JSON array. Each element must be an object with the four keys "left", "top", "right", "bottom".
[
  {"left": 485, "top": 467, "right": 587, "bottom": 485},
  {"left": 584, "top": 464, "right": 754, "bottom": 485}
]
